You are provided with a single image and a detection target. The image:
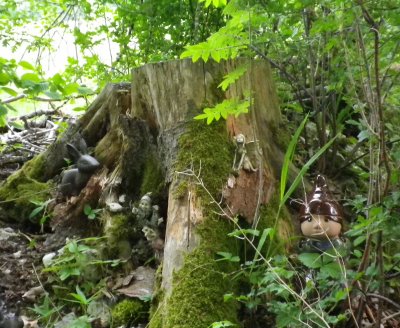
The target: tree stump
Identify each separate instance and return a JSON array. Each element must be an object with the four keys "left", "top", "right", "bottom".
[{"left": 0, "top": 59, "right": 293, "bottom": 327}]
